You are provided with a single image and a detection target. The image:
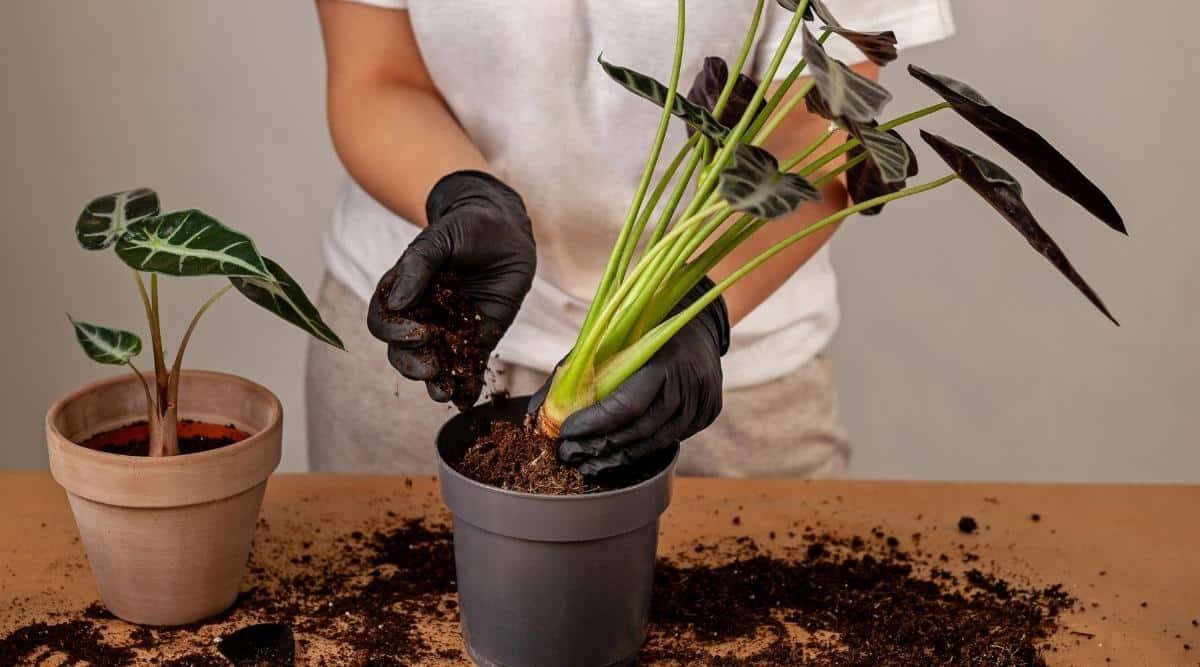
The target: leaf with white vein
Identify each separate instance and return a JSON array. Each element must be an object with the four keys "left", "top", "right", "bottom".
[
  {"left": 69, "top": 316, "right": 142, "bottom": 365},
  {"left": 230, "top": 258, "right": 344, "bottom": 349},
  {"left": 720, "top": 145, "right": 822, "bottom": 219},
  {"left": 116, "top": 210, "right": 270, "bottom": 278},
  {"left": 597, "top": 55, "right": 731, "bottom": 142},
  {"left": 76, "top": 188, "right": 160, "bottom": 250},
  {"left": 802, "top": 25, "right": 892, "bottom": 123}
]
